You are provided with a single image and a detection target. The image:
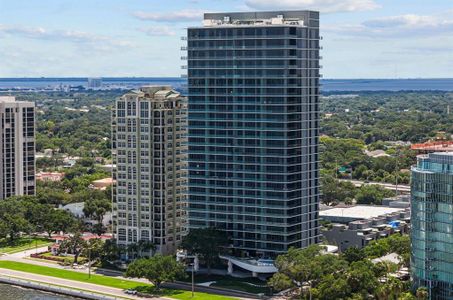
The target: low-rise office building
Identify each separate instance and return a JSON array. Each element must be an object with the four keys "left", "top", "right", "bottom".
[
  {"left": 321, "top": 205, "right": 410, "bottom": 251},
  {"left": 382, "top": 195, "right": 410, "bottom": 208}
]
